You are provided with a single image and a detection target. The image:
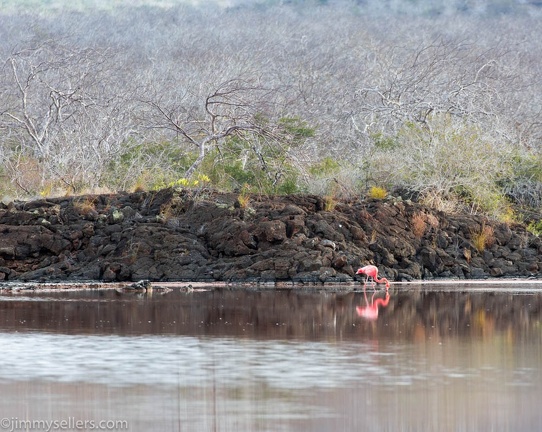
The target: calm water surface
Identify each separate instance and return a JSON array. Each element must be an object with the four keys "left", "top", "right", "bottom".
[{"left": 0, "top": 282, "right": 541, "bottom": 432}]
